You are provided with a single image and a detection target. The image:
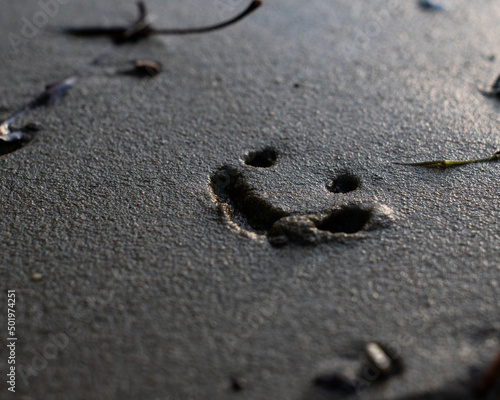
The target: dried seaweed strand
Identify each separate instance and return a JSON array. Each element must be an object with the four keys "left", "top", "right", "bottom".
[
  {"left": 64, "top": 1, "right": 262, "bottom": 44},
  {"left": 396, "top": 151, "right": 500, "bottom": 169},
  {"left": 154, "top": 0, "right": 262, "bottom": 34}
]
